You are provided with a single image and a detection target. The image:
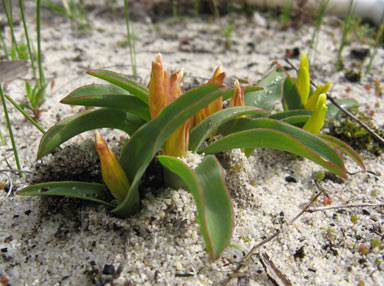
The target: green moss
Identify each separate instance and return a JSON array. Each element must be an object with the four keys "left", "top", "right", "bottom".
[{"left": 328, "top": 108, "right": 384, "bottom": 156}]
